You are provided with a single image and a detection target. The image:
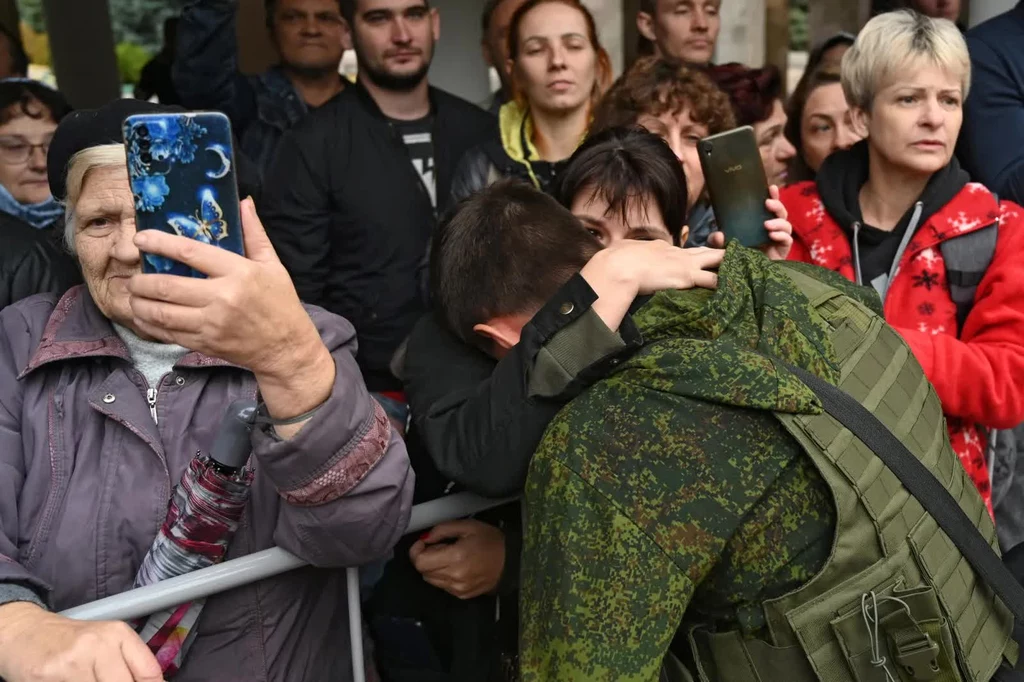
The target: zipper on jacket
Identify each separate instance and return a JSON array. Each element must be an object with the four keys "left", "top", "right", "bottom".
[
  {"left": 851, "top": 222, "right": 863, "bottom": 285},
  {"left": 147, "top": 387, "right": 158, "bottom": 424}
]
